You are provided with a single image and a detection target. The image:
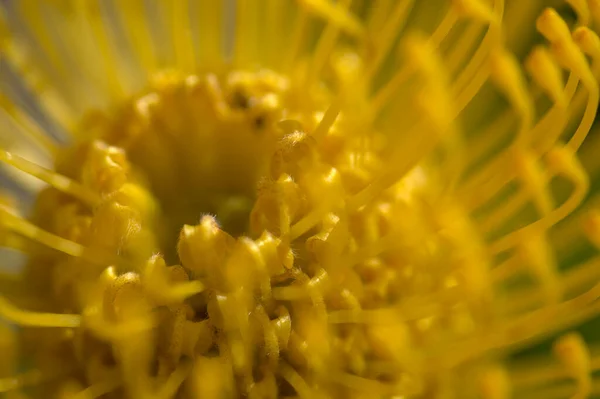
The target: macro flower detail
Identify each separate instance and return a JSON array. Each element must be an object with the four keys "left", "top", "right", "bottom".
[{"left": 1, "top": 0, "right": 600, "bottom": 398}]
